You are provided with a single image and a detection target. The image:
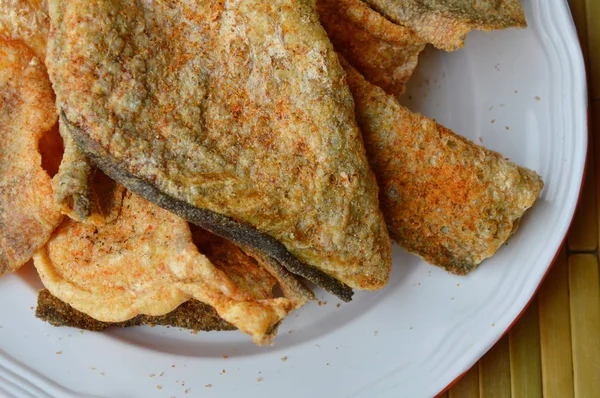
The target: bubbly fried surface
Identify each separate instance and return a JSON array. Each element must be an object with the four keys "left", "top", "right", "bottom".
[
  {"left": 317, "top": 0, "right": 425, "bottom": 95},
  {"left": 362, "top": 0, "right": 526, "bottom": 51},
  {"left": 47, "top": 0, "right": 391, "bottom": 294},
  {"left": 344, "top": 62, "right": 543, "bottom": 274},
  {"left": 36, "top": 220, "right": 311, "bottom": 337},
  {"left": 34, "top": 192, "right": 303, "bottom": 345},
  {"left": 36, "top": 289, "right": 236, "bottom": 332},
  {"left": 0, "top": 0, "right": 49, "bottom": 59},
  {"left": 0, "top": 38, "right": 62, "bottom": 275}
]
